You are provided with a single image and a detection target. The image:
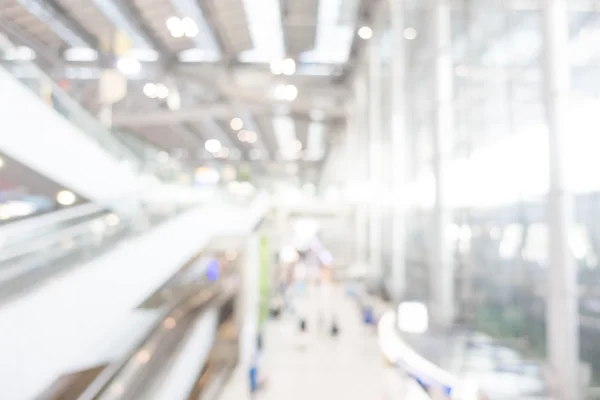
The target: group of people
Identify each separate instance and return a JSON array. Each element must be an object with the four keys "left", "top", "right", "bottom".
[{"left": 249, "top": 246, "right": 337, "bottom": 398}]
